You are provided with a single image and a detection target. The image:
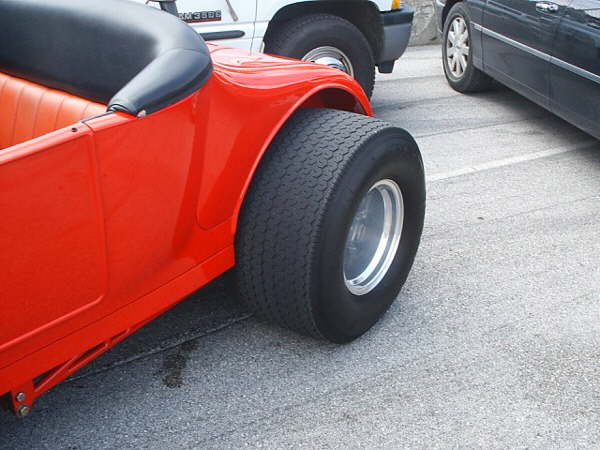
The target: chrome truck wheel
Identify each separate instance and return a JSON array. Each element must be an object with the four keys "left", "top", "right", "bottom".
[
  {"left": 446, "top": 17, "right": 470, "bottom": 79},
  {"left": 302, "top": 46, "right": 355, "bottom": 77}
]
